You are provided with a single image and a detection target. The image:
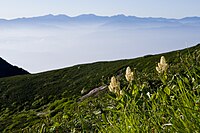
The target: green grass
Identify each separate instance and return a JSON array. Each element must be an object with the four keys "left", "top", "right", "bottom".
[
  {"left": 0, "top": 44, "right": 199, "bottom": 132},
  {"left": 97, "top": 54, "right": 200, "bottom": 132}
]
